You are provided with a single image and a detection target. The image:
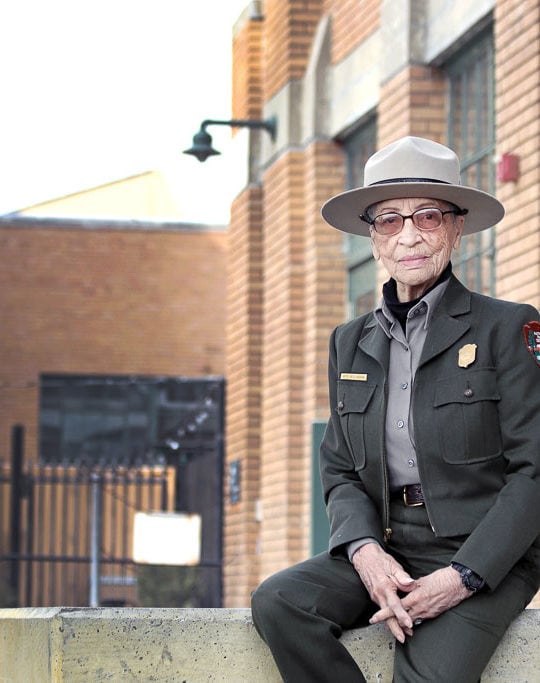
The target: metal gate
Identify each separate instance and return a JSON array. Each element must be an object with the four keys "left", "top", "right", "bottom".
[
  {"left": 0, "top": 393, "right": 224, "bottom": 609},
  {"left": 0, "top": 425, "right": 172, "bottom": 607}
]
